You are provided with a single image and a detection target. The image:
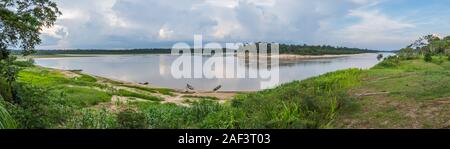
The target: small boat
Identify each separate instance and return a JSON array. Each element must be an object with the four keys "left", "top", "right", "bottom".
[
  {"left": 139, "top": 82, "right": 149, "bottom": 85},
  {"left": 213, "top": 85, "right": 222, "bottom": 92},
  {"left": 186, "top": 84, "right": 195, "bottom": 90}
]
